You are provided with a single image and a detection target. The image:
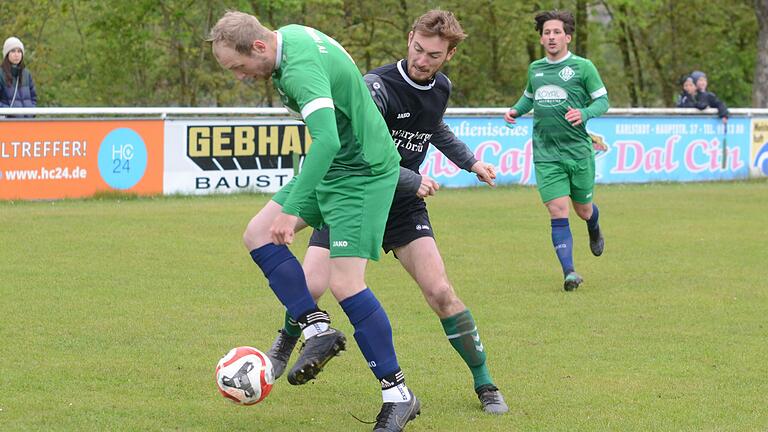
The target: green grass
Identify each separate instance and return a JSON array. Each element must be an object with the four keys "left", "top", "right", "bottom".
[{"left": 1, "top": 180, "right": 767, "bottom": 431}]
